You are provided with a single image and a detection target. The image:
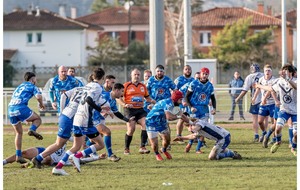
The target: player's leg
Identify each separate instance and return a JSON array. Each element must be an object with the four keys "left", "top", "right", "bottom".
[
  {"left": 137, "top": 112, "right": 150, "bottom": 154},
  {"left": 12, "top": 122, "right": 27, "bottom": 164},
  {"left": 160, "top": 128, "right": 172, "bottom": 159},
  {"left": 147, "top": 131, "right": 163, "bottom": 161},
  {"left": 26, "top": 112, "right": 43, "bottom": 140}
]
